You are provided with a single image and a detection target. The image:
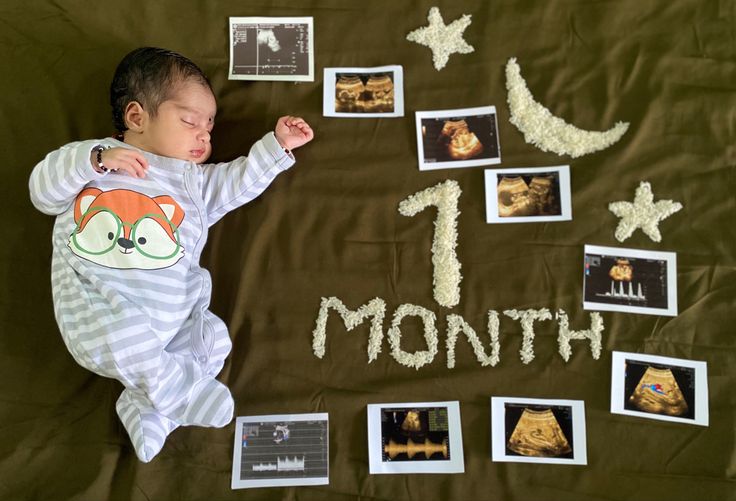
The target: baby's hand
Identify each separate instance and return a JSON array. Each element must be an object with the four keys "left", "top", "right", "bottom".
[
  {"left": 274, "top": 116, "right": 314, "bottom": 151},
  {"left": 91, "top": 147, "right": 148, "bottom": 178}
]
